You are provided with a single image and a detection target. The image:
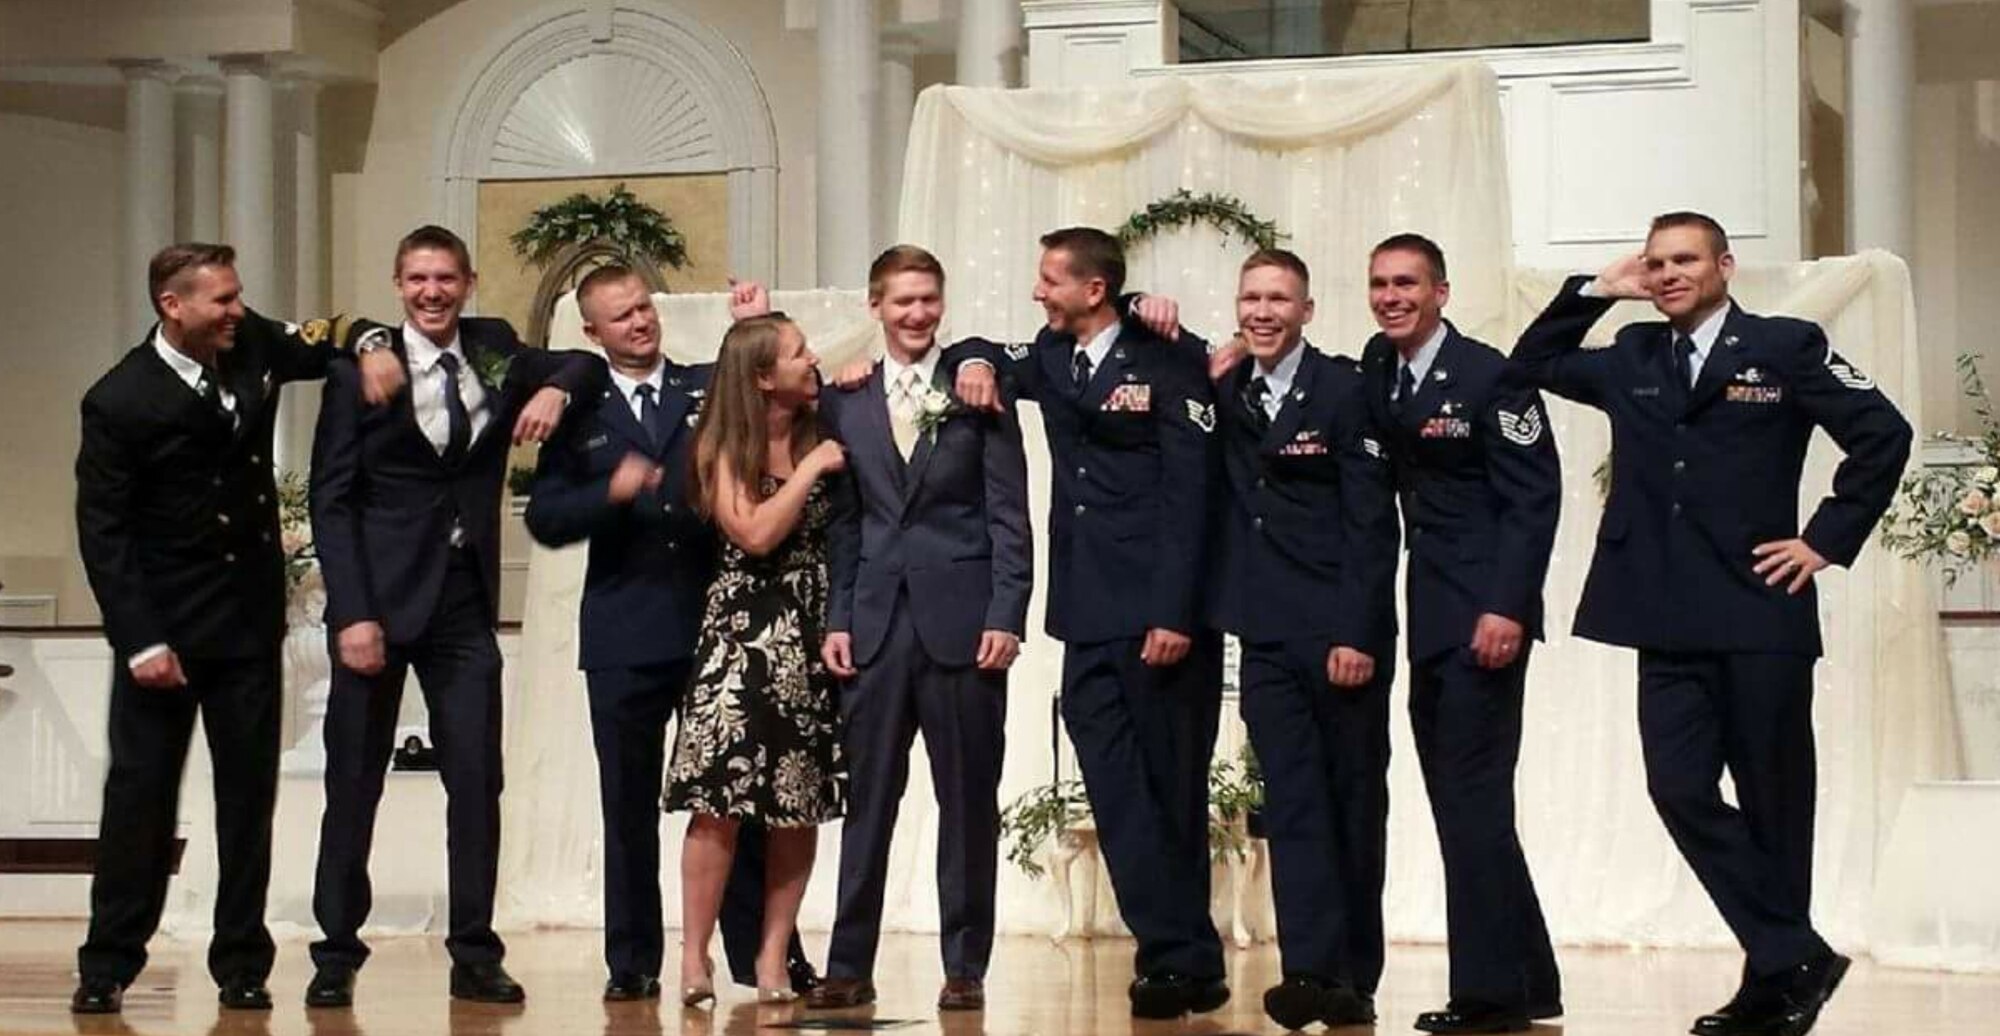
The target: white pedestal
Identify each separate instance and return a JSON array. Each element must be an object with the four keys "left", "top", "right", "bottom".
[{"left": 1868, "top": 781, "right": 2000, "bottom": 971}]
